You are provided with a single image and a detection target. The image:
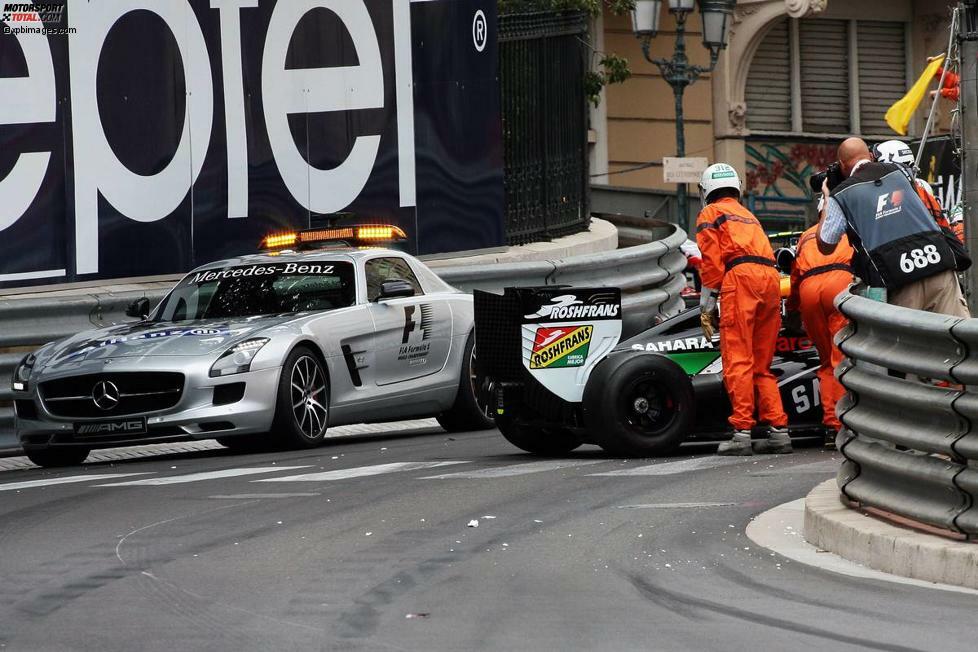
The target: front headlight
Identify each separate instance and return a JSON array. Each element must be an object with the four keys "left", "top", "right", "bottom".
[
  {"left": 209, "top": 338, "right": 270, "bottom": 377},
  {"left": 12, "top": 353, "right": 36, "bottom": 391}
]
